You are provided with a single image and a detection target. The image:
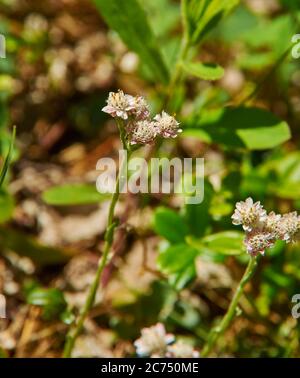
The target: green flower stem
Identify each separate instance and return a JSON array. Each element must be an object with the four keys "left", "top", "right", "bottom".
[
  {"left": 63, "top": 121, "right": 130, "bottom": 358},
  {"left": 201, "top": 256, "right": 258, "bottom": 357}
]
